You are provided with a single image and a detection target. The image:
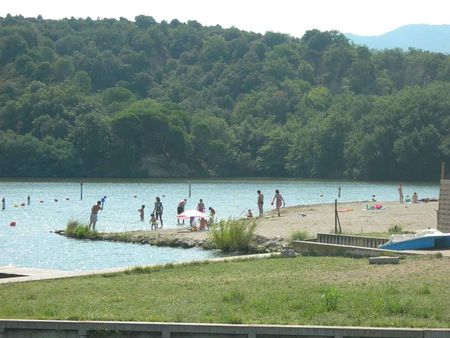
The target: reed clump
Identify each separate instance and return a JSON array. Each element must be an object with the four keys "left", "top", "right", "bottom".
[
  {"left": 209, "top": 219, "right": 257, "bottom": 252},
  {"left": 65, "top": 219, "right": 99, "bottom": 239}
]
